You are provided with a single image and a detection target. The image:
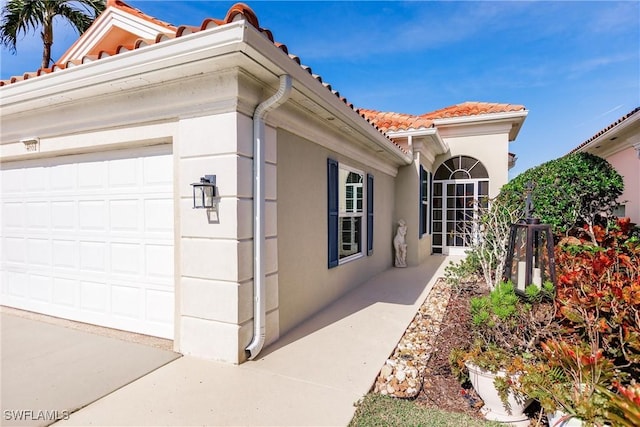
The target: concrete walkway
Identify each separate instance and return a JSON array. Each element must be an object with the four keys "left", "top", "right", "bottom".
[{"left": 49, "top": 255, "right": 456, "bottom": 426}]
